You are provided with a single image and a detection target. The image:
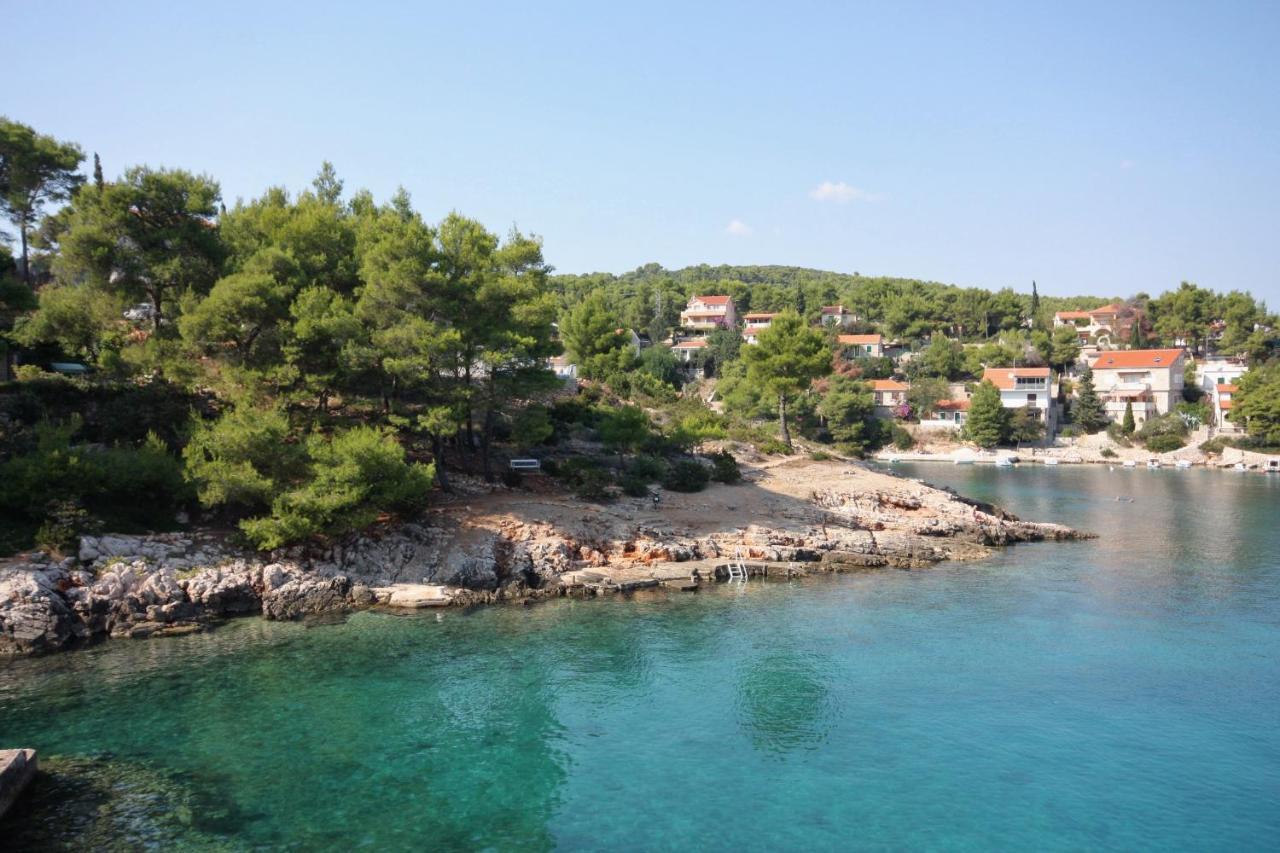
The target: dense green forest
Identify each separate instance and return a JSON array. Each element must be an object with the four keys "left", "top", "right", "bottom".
[{"left": 2, "top": 116, "right": 1278, "bottom": 555}]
